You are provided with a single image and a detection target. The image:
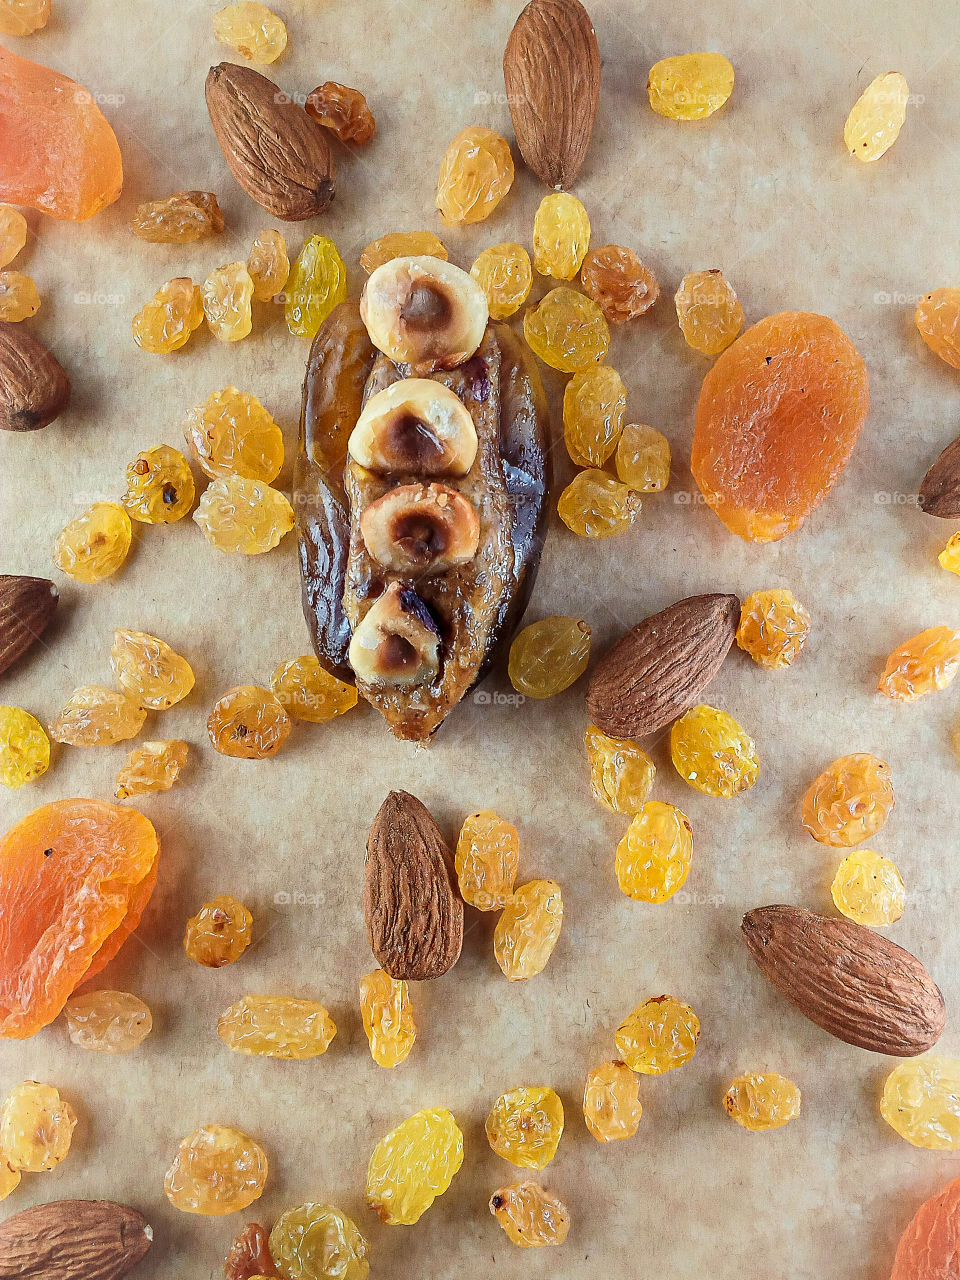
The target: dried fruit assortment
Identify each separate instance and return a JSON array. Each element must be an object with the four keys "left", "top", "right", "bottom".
[
  {"left": 365, "top": 1107, "right": 463, "bottom": 1225},
  {"left": 164, "top": 1124, "right": 268, "bottom": 1215},
  {"left": 723, "top": 1072, "right": 801, "bottom": 1131},
  {"left": 489, "top": 1181, "right": 570, "bottom": 1248},
  {"left": 486, "top": 1085, "right": 564, "bottom": 1169}
]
